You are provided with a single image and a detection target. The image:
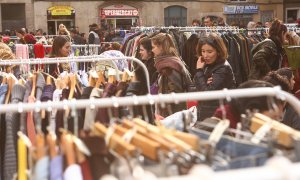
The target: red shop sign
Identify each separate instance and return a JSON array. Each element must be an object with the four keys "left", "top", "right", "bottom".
[{"left": 100, "top": 9, "right": 139, "bottom": 17}]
